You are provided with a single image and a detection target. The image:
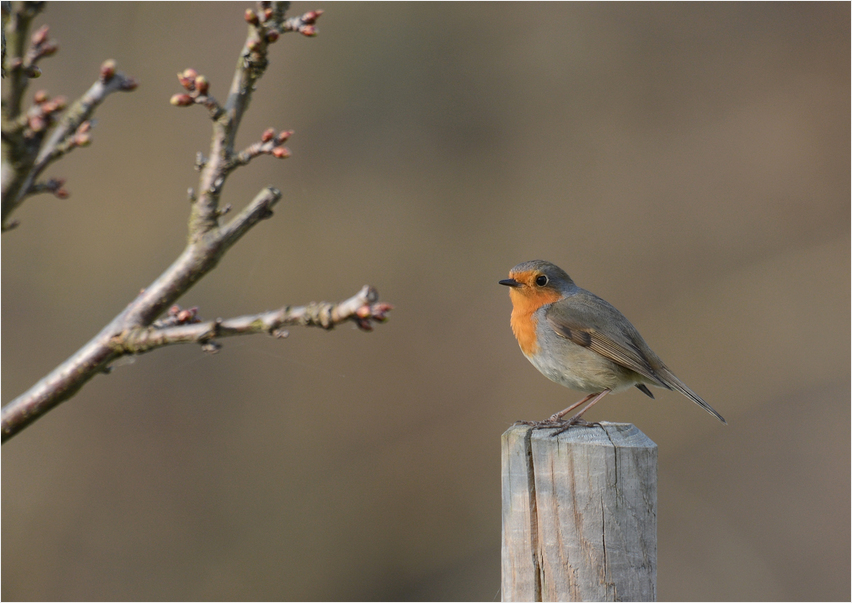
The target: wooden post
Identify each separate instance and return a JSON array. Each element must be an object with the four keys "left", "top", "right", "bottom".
[{"left": 501, "top": 422, "right": 657, "bottom": 602}]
